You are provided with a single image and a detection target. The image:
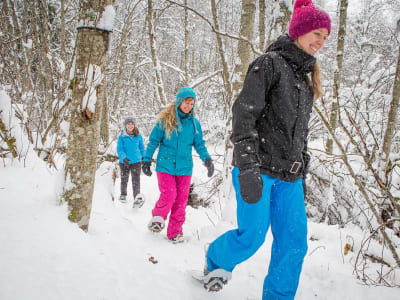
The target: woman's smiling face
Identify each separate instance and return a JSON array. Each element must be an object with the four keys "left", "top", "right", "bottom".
[
  {"left": 295, "top": 28, "right": 329, "bottom": 56},
  {"left": 179, "top": 98, "right": 195, "bottom": 114},
  {"left": 126, "top": 122, "right": 135, "bottom": 131}
]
